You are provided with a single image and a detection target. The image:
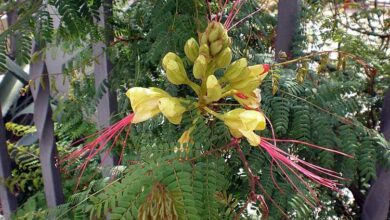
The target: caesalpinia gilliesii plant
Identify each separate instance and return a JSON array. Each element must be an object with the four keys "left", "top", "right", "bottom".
[
  {"left": 128, "top": 21, "right": 269, "bottom": 146},
  {"left": 62, "top": 19, "right": 351, "bottom": 215}
]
